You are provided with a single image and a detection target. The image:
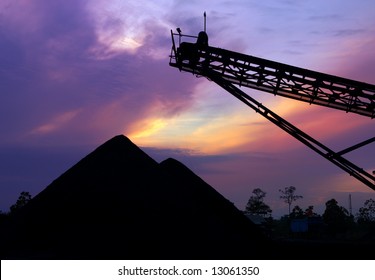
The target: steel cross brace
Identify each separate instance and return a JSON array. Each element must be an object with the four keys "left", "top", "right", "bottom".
[{"left": 205, "top": 70, "right": 375, "bottom": 191}]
